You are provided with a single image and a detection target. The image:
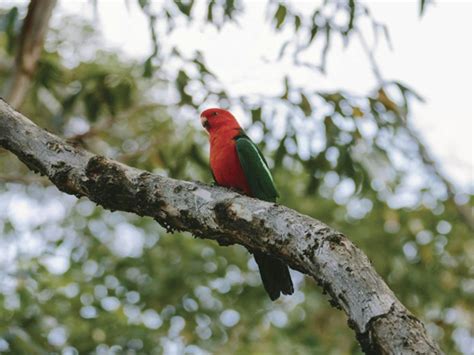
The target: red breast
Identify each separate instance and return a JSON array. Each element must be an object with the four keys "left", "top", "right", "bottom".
[{"left": 200, "top": 108, "right": 252, "bottom": 195}]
